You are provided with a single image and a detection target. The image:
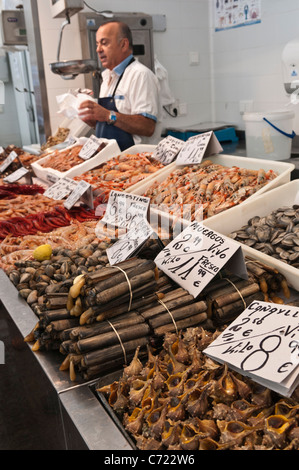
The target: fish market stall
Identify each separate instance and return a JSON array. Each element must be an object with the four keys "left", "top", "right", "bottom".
[{"left": 0, "top": 136, "right": 298, "bottom": 450}]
